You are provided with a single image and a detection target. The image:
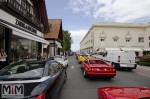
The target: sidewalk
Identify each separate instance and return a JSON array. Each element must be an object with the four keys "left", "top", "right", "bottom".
[{"left": 133, "top": 65, "right": 150, "bottom": 78}]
